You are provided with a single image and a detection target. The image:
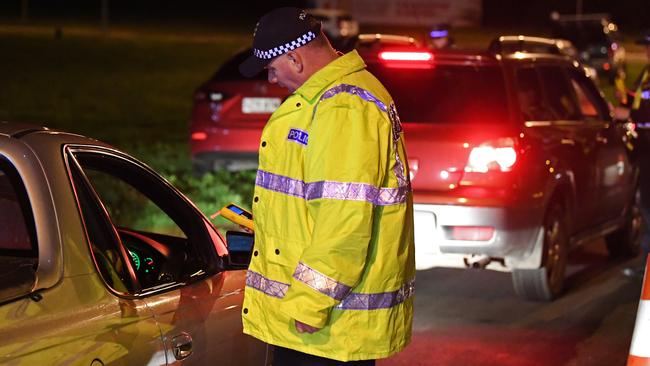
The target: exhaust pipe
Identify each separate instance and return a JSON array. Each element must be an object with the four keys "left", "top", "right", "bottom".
[{"left": 463, "top": 255, "right": 491, "bottom": 269}]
